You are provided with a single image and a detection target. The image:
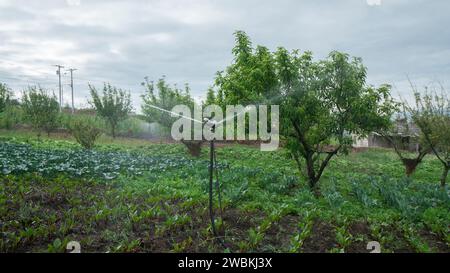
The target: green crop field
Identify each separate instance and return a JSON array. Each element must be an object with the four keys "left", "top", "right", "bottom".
[{"left": 1, "top": 133, "right": 448, "bottom": 253}]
